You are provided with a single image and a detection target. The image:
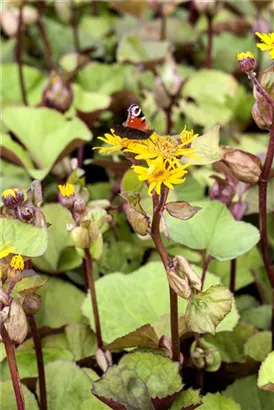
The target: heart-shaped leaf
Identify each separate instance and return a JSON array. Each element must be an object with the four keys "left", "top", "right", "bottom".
[
  {"left": 93, "top": 350, "right": 182, "bottom": 410},
  {"left": 244, "top": 331, "right": 271, "bottom": 362},
  {"left": 185, "top": 285, "right": 233, "bottom": 334},
  {"left": 224, "top": 375, "right": 274, "bottom": 410},
  {"left": 0, "top": 380, "right": 38, "bottom": 410},
  {"left": 166, "top": 200, "right": 260, "bottom": 261},
  {"left": 1, "top": 107, "right": 91, "bottom": 179},
  {"left": 0, "top": 217, "right": 48, "bottom": 257},
  {"left": 170, "top": 388, "right": 202, "bottom": 410},
  {"left": 33, "top": 204, "right": 82, "bottom": 273},
  {"left": 82, "top": 262, "right": 238, "bottom": 344},
  {"left": 200, "top": 393, "right": 241, "bottom": 410},
  {"left": 258, "top": 351, "right": 274, "bottom": 392}
]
